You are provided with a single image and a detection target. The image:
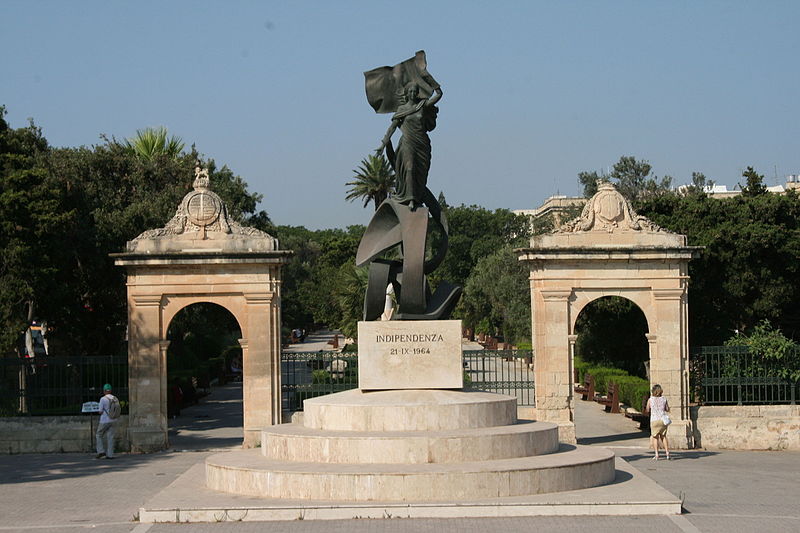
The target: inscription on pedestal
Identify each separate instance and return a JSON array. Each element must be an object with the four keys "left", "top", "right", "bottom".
[{"left": 358, "top": 320, "right": 463, "bottom": 390}]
